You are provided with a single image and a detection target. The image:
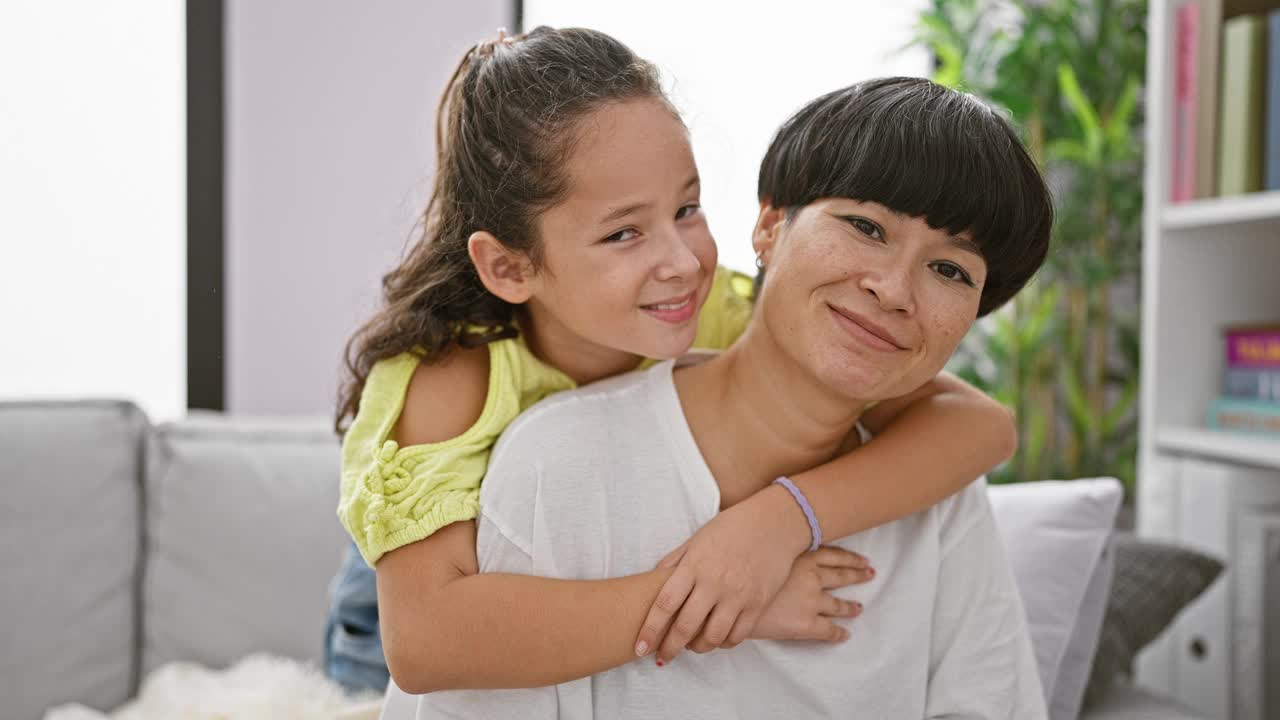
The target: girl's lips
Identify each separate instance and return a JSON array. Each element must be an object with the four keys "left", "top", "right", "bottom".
[{"left": 641, "top": 292, "right": 696, "bottom": 324}]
